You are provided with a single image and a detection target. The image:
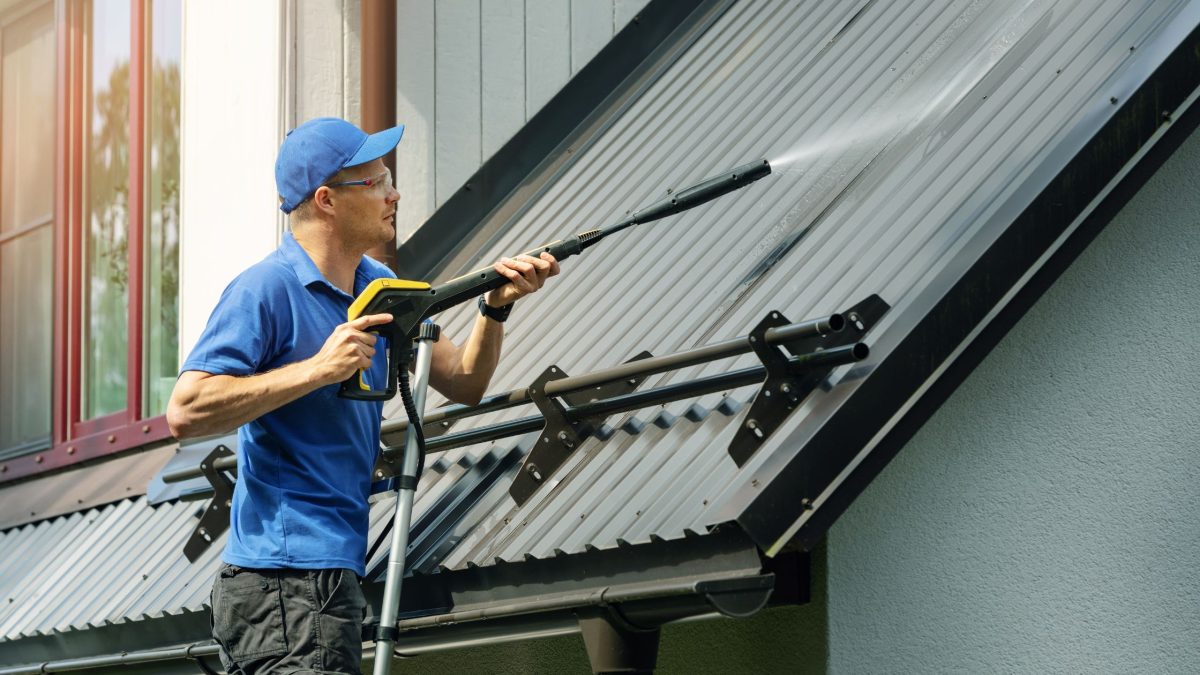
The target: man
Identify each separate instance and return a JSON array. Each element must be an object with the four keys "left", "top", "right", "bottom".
[{"left": 167, "top": 117, "right": 558, "bottom": 674}]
